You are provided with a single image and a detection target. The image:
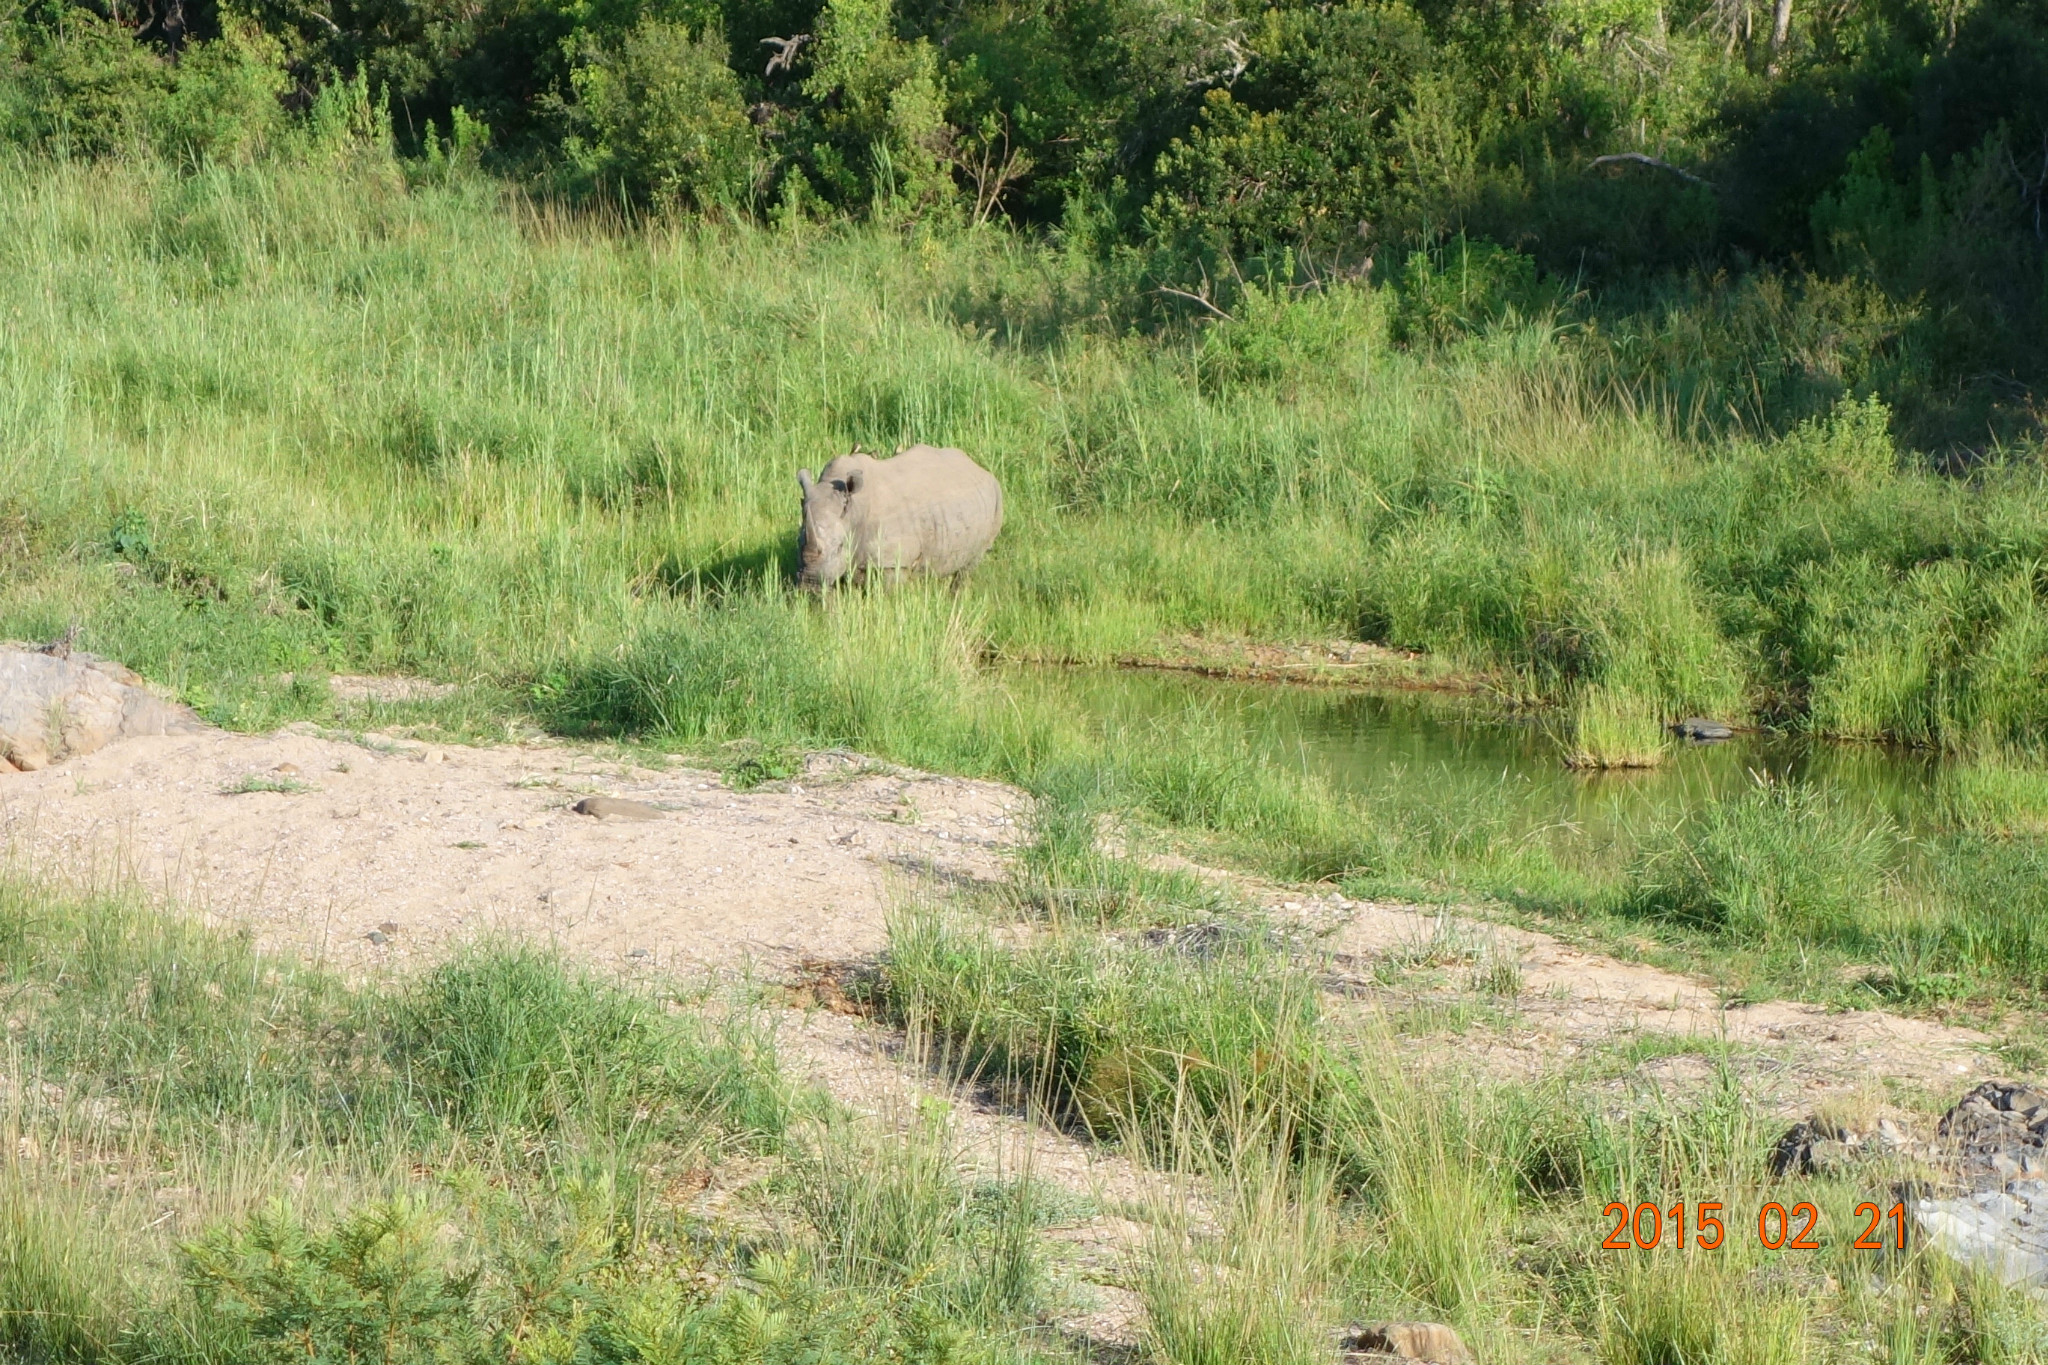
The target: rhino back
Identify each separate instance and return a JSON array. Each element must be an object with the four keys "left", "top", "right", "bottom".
[{"left": 850, "top": 447, "right": 1002, "bottom": 576}]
